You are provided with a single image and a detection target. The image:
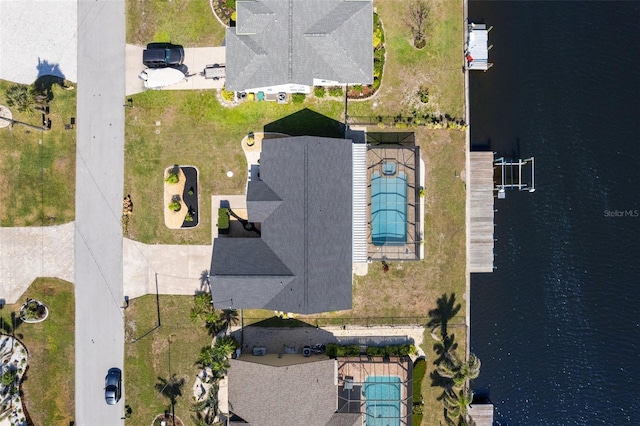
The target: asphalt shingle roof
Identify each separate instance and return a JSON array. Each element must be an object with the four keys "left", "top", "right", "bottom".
[
  {"left": 211, "top": 136, "right": 353, "bottom": 314},
  {"left": 226, "top": 0, "right": 373, "bottom": 91},
  {"left": 228, "top": 358, "right": 336, "bottom": 426}
]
